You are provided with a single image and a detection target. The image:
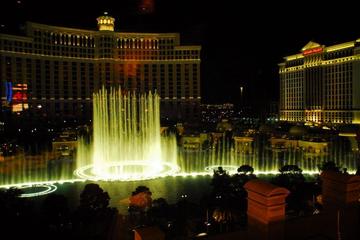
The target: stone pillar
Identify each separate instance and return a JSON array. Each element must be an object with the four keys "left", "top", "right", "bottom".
[
  {"left": 320, "top": 171, "right": 360, "bottom": 239},
  {"left": 244, "top": 179, "right": 290, "bottom": 240},
  {"left": 320, "top": 171, "right": 360, "bottom": 208}
]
